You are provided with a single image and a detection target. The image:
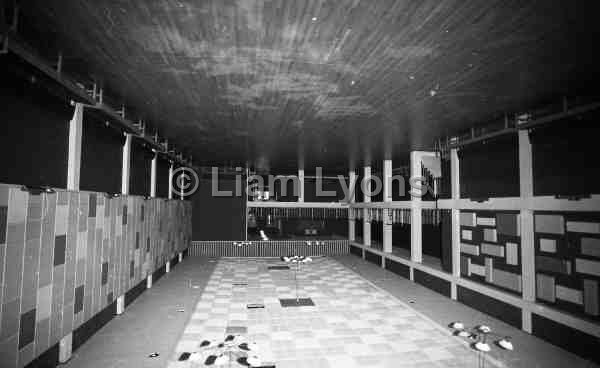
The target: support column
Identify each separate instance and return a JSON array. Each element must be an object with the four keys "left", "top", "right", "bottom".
[
  {"left": 348, "top": 170, "right": 357, "bottom": 241},
  {"left": 410, "top": 152, "right": 422, "bottom": 263},
  {"left": 450, "top": 148, "right": 461, "bottom": 299},
  {"left": 116, "top": 295, "right": 125, "bottom": 315},
  {"left": 150, "top": 152, "right": 157, "bottom": 197},
  {"left": 168, "top": 162, "right": 174, "bottom": 200},
  {"left": 519, "top": 129, "right": 535, "bottom": 333},
  {"left": 121, "top": 133, "right": 132, "bottom": 195},
  {"left": 383, "top": 159, "right": 393, "bottom": 253},
  {"left": 179, "top": 169, "right": 185, "bottom": 200},
  {"left": 67, "top": 103, "right": 83, "bottom": 191},
  {"left": 58, "top": 333, "right": 73, "bottom": 363},
  {"left": 298, "top": 168, "right": 305, "bottom": 202},
  {"left": 363, "top": 166, "right": 371, "bottom": 246}
]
